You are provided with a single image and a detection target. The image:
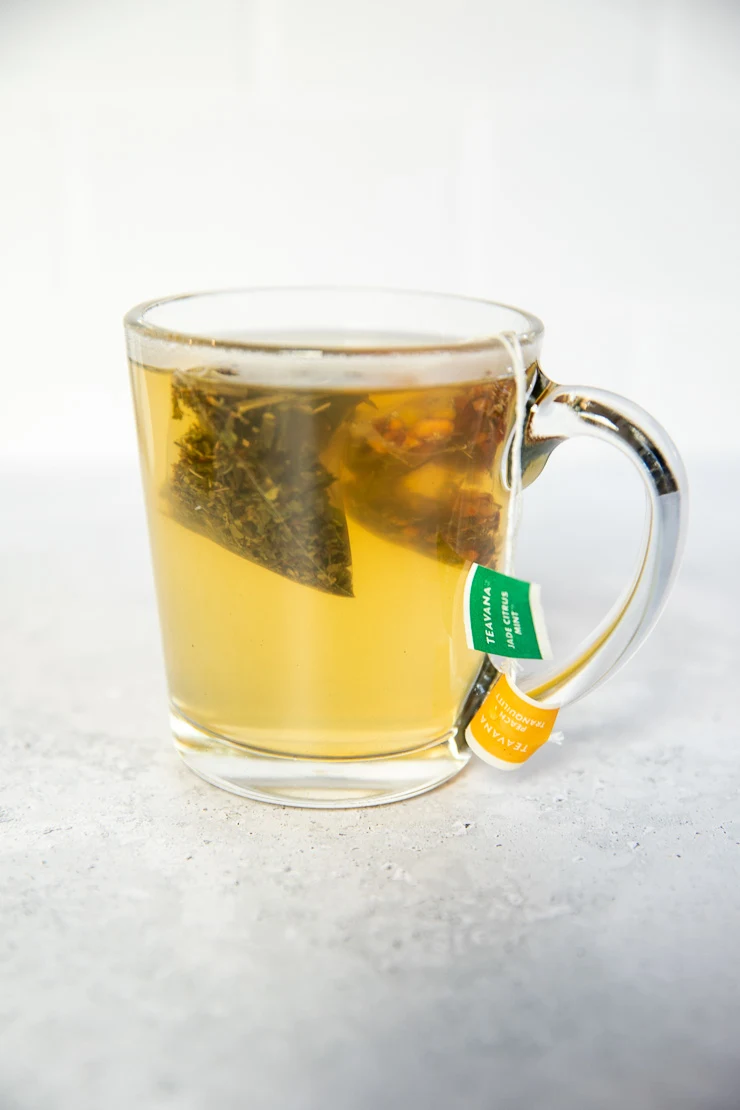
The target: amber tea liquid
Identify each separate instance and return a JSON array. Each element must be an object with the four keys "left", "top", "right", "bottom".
[{"left": 131, "top": 355, "right": 515, "bottom": 759}]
